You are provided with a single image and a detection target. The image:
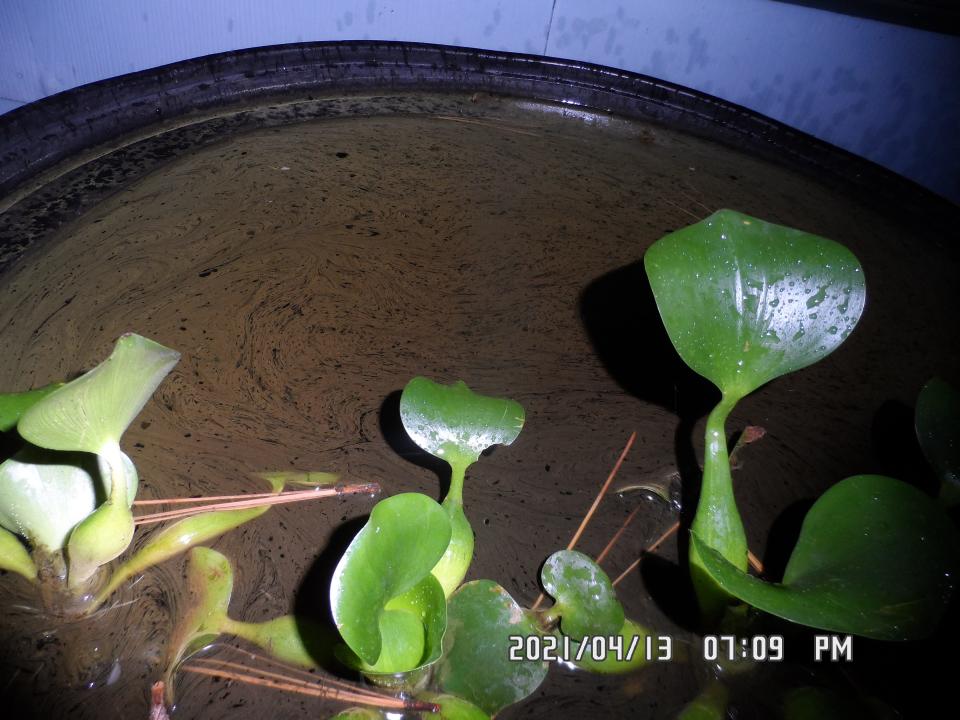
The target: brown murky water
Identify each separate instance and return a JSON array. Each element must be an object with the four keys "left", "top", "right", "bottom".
[{"left": 0, "top": 93, "right": 957, "bottom": 719}]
